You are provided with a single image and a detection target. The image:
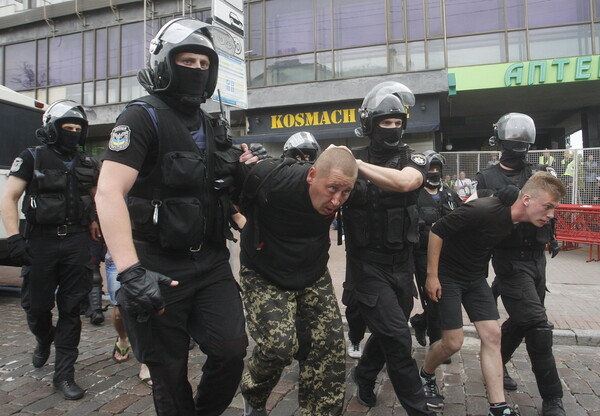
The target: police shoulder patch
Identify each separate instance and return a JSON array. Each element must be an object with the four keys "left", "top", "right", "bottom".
[
  {"left": 10, "top": 157, "right": 23, "bottom": 173},
  {"left": 109, "top": 125, "right": 131, "bottom": 152},
  {"left": 411, "top": 153, "right": 426, "bottom": 166}
]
